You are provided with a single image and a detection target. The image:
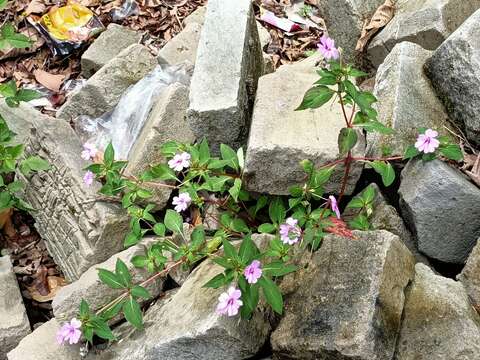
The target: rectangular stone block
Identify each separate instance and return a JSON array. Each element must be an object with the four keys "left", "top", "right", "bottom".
[
  {"left": 81, "top": 24, "right": 142, "bottom": 78},
  {"left": 366, "top": 42, "right": 451, "bottom": 157},
  {"left": 368, "top": 0, "right": 480, "bottom": 67},
  {"left": 187, "top": 0, "right": 263, "bottom": 152},
  {"left": 1, "top": 103, "right": 129, "bottom": 281},
  {"left": 271, "top": 231, "right": 415, "bottom": 359},
  {"left": 52, "top": 237, "right": 164, "bottom": 323},
  {"left": 158, "top": 22, "right": 203, "bottom": 67},
  {"left": 244, "top": 55, "right": 365, "bottom": 196},
  {"left": 58, "top": 44, "right": 157, "bottom": 122},
  {"left": 0, "top": 256, "right": 30, "bottom": 360}
]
